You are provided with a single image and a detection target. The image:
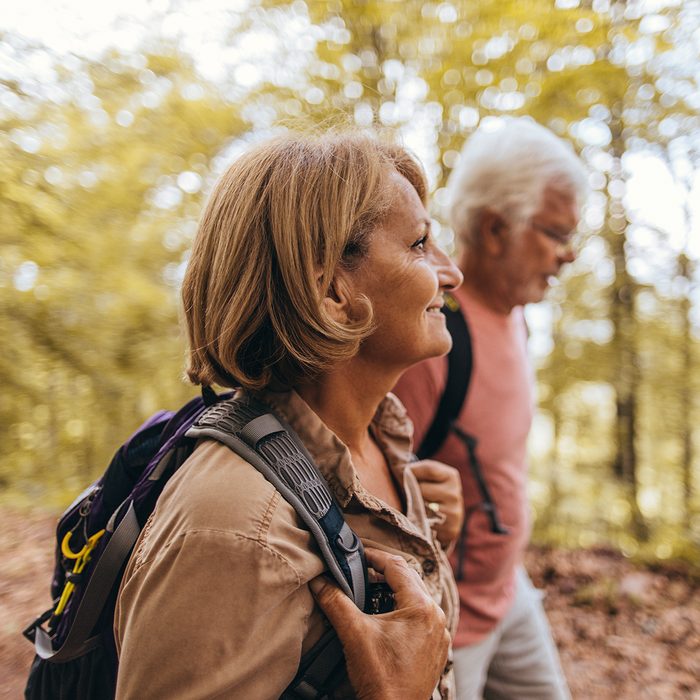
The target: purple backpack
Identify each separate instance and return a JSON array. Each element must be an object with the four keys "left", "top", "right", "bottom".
[{"left": 23, "top": 390, "right": 371, "bottom": 699}]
